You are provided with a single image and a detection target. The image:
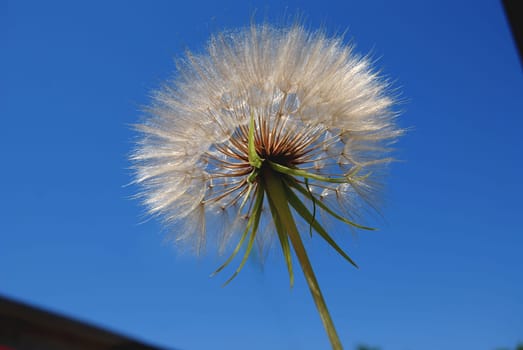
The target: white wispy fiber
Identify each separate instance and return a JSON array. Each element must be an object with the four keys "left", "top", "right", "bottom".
[
  {"left": 132, "top": 24, "right": 401, "bottom": 253},
  {"left": 132, "top": 23, "right": 403, "bottom": 349}
]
